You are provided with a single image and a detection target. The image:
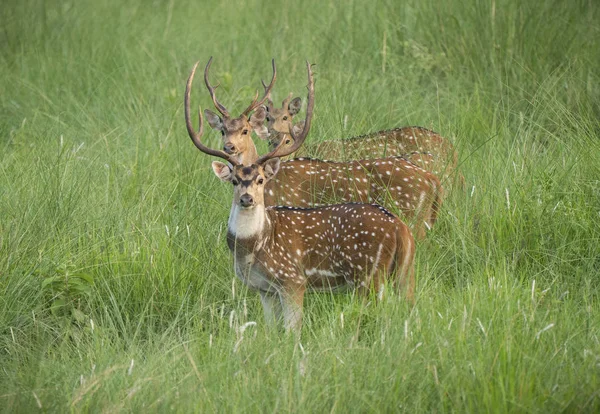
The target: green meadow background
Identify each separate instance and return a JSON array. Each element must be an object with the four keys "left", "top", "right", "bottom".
[{"left": 1, "top": 0, "right": 599, "bottom": 411}]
